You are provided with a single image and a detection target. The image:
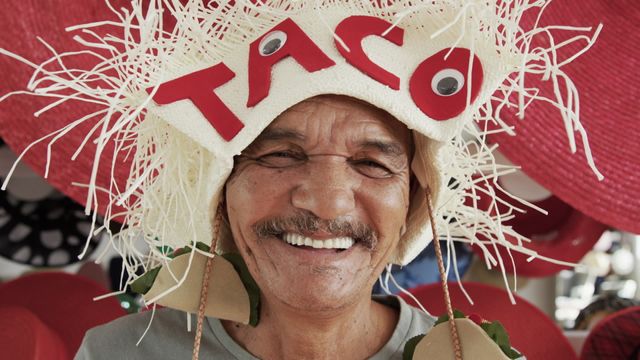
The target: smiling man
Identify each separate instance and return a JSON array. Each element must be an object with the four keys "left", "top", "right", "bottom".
[
  {"left": 75, "top": 95, "right": 435, "bottom": 360},
  {"left": 0, "top": 0, "right": 599, "bottom": 359},
  {"left": 222, "top": 95, "right": 423, "bottom": 359}
]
